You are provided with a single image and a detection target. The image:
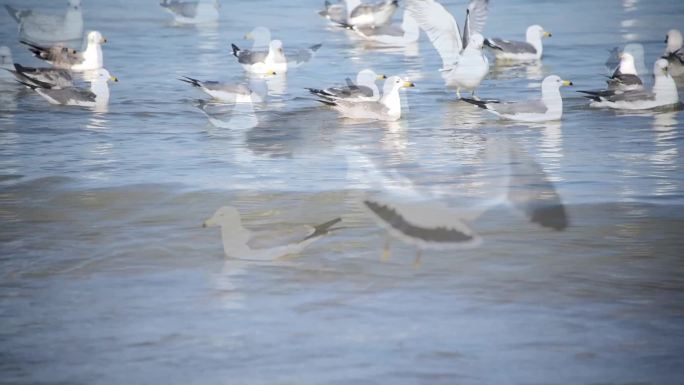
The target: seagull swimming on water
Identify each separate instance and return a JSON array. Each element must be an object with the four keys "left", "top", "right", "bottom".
[
  {"left": 307, "top": 69, "right": 387, "bottom": 102},
  {"left": 484, "top": 25, "right": 552, "bottom": 61},
  {"left": 462, "top": 75, "right": 573, "bottom": 122},
  {"left": 5, "top": 0, "right": 83, "bottom": 43},
  {"left": 18, "top": 68, "right": 117, "bottom": 108},
  {"left": 580, "top": 59, "right": 680, "bottom": 110},
  {"left": 315, "top": 75, "right": 415, "bottom": 121},
  {"left": 203, "top": 206, "right": 342, "bottom": 261},
  {"left": 406, "top": 0, "right": 490, "bottom": 98}
]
